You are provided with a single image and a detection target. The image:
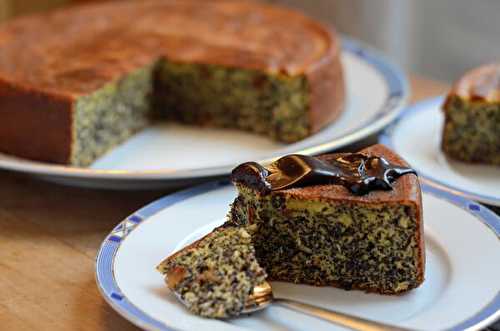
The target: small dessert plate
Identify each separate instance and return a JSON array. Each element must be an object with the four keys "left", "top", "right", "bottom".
[
  {"left": 0, "top": 37, "right": 408, "bottom": 189},
  {"left": 380, "top": 96, "right": 500, "bottom": 207},
  {"left": 96, "top": 181, "right": 500, "bottom": 331}
]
